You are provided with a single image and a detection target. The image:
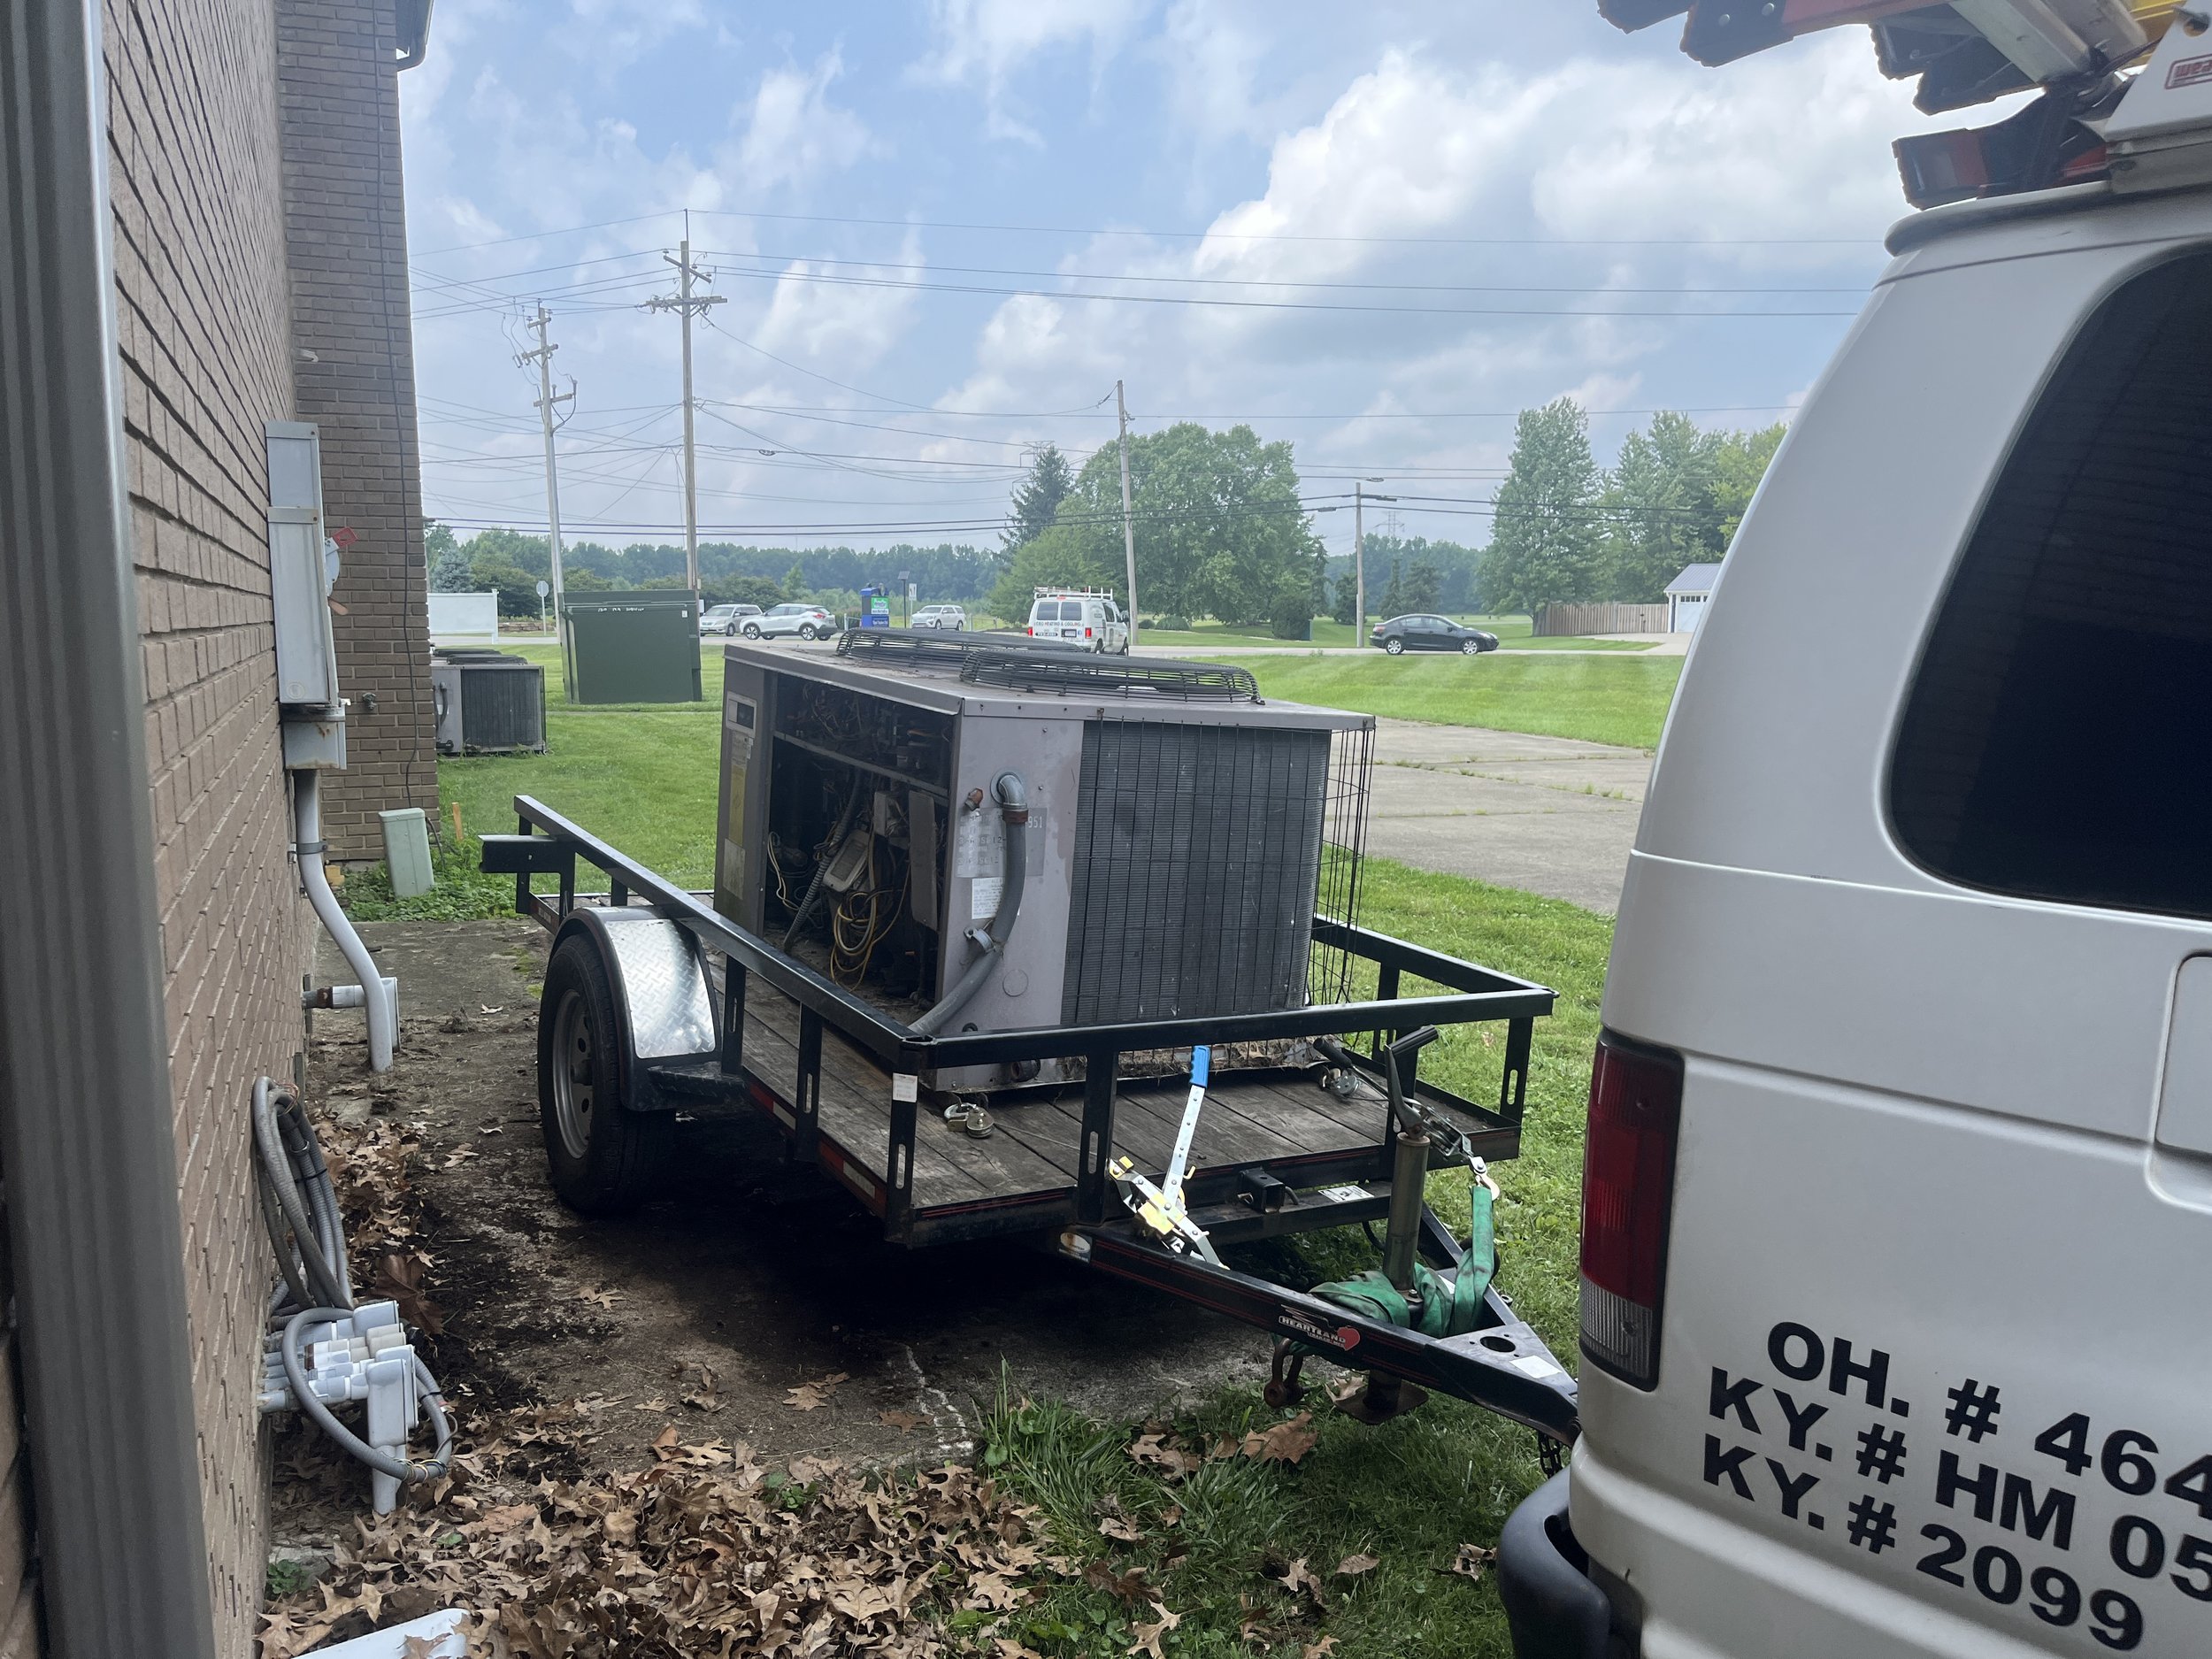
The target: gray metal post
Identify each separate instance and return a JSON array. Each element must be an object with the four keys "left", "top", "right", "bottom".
[{"left": 0, "top": 2, "right": 220, "bottom": 1652}]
